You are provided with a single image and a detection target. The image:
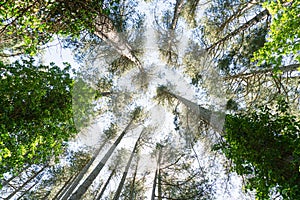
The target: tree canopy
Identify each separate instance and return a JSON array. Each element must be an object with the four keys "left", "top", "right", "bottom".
[
  {"left": 0, "top": 0, "right": 299, "bottom": 199},
  {"left": 0, "top": 58, "right": 75, "bottom": 182}
]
